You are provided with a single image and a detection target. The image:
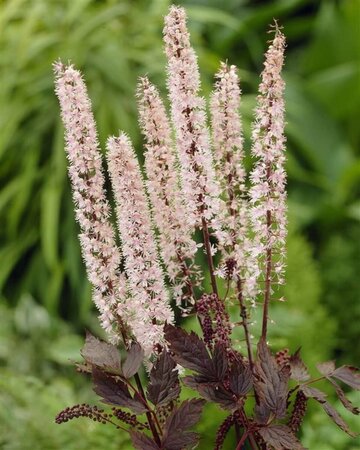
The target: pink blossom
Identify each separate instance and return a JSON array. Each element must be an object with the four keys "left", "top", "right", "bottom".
[
  {"left": 137, "top": 77, "right": 200, "bottom": 308},
  {"left": 210, "top": 62, "right": 253, "bottom": 295},
  {"left": 163, "top": 6, "right": 221, "bottom": 231},
  {"left": 54, "top": 61, "right": 126, "bottom": 340},
  {"left": 106, "top": 133, "right": 174, "bottom": 355},
  {"left": 248, "top": 26, "right": 287, "bottom": 295}
]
